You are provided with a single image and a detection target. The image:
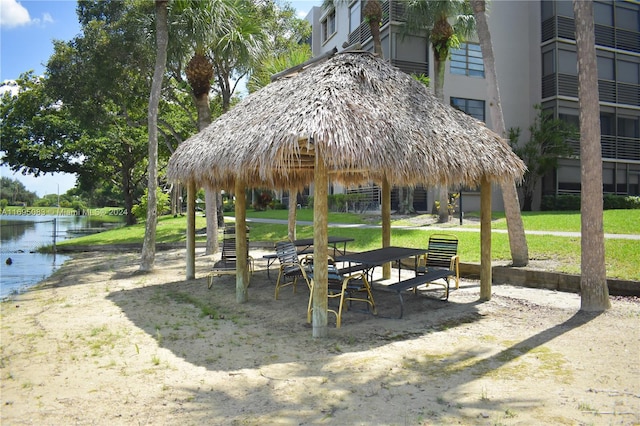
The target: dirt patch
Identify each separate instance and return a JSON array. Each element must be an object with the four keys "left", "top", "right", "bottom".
[{"left": 1, "top": 249, "right": 639, "bottom": 425}]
